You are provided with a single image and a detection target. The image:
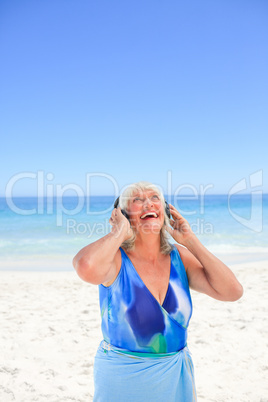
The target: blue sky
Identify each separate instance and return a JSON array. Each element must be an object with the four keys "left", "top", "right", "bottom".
[{"left": 1, "top": 0, "right": 267, "bottom": 196}]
